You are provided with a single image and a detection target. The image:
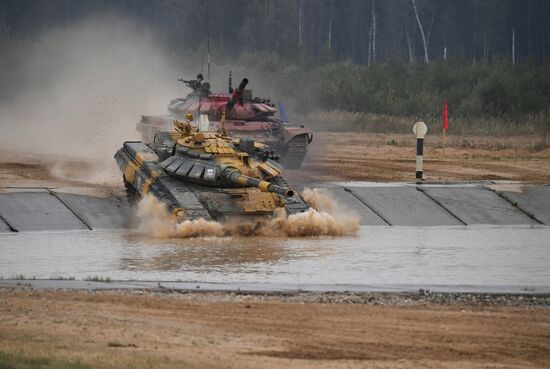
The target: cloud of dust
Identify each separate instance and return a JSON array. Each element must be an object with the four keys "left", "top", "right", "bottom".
[
  {"left": 301, "top": 187, "right": 336, "bottom": 213},
  {"left": 0, "top": 15, "right": 185, "bottom": 185},
  {"left": 136, "top": 188, "right": 359, "bottom": 238},
  {"left": 137, "top": 195, "right": 225, "bottom": 238}
]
